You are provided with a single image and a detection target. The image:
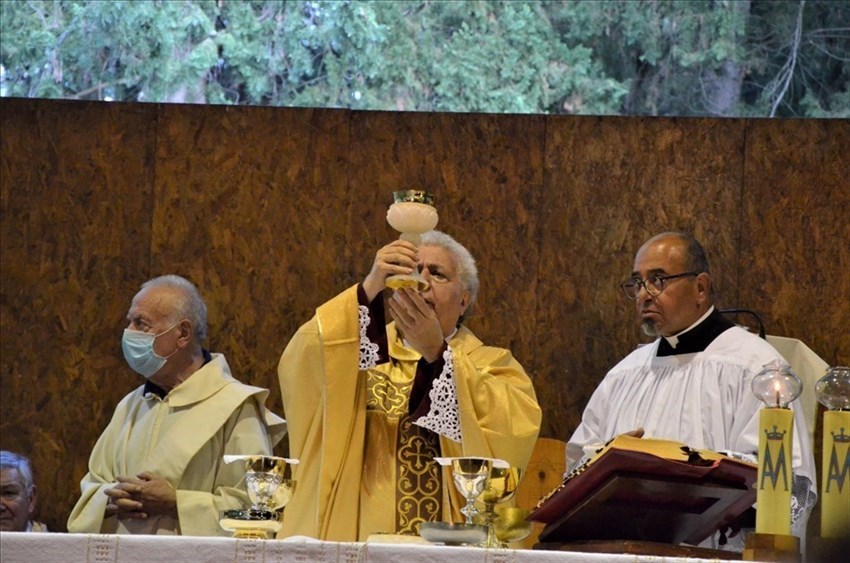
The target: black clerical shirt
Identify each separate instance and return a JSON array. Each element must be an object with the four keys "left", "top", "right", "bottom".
[{"left": 656, "top": 308, "right": 735, "bottom": 357}]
